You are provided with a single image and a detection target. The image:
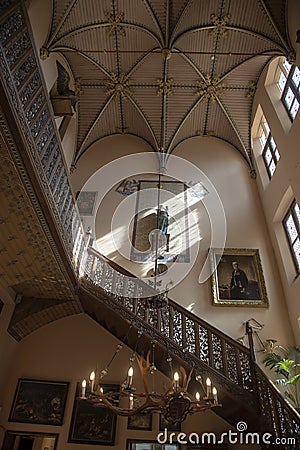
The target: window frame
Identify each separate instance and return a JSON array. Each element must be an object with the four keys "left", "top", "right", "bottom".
[
  {"left": 258, "top": 118, "right": 280, "bottom": 179},
  {"left": 283, "top": 199, "right": 300, "bottom": 276},
  {"left": 281, "top": 65, "right": 300, "bottom": 121},
  {"left": 262, "top": 132, "right": 280, "bottom": 179}
]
